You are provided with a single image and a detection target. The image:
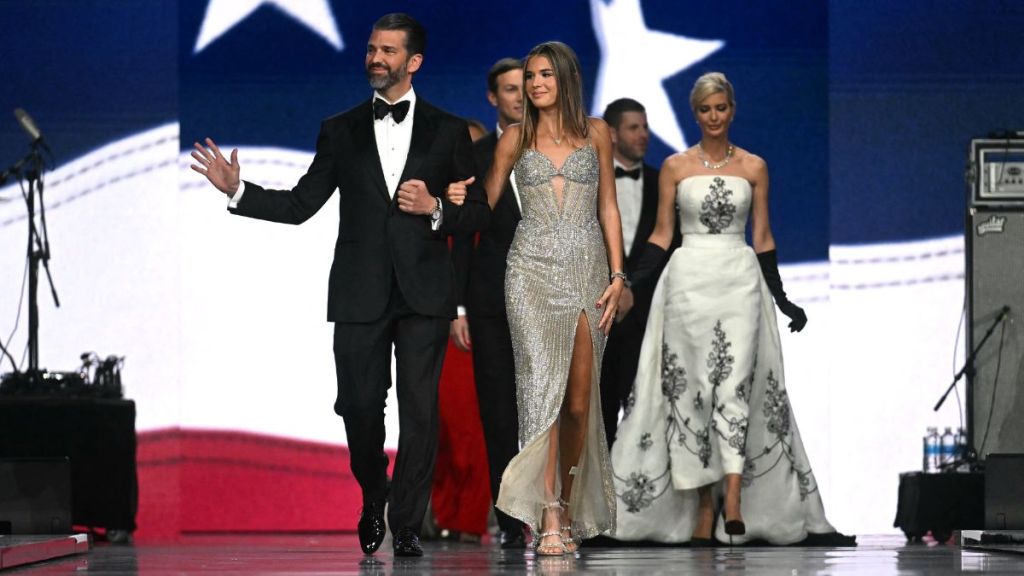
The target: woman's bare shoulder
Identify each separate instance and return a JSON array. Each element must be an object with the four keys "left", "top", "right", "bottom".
[
  {"left": 662, "top": 148, "right": 700, "bottom": 177},
  {"left": 735, "top": 148, "right": 767, "bottom": 180}
]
